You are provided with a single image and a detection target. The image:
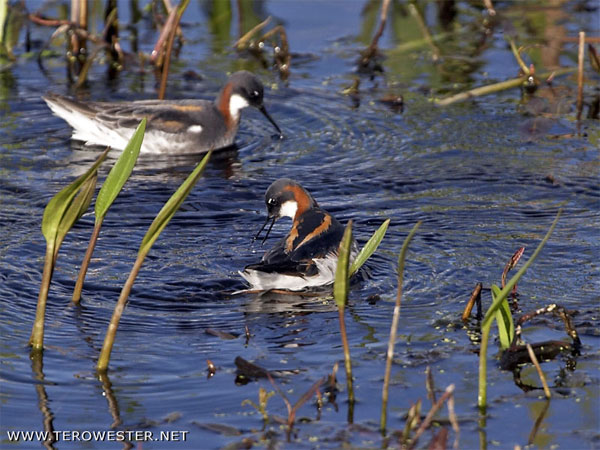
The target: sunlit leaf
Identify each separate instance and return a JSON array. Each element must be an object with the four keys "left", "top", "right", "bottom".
[
  {"left": 492, "top": 284, "right": 514, "bottom": 350},
  {"left": 334, "top": 220, "right": 353, "bottom": 309},
  {"left": 139, "top": 151, "right": 211, "bottom": 255},
  {"left": 349, "top": 218, "right": 390, "bottom": 276},
  {"left": 41, "top": 147, "right": 110, "bottom": 243},
  {"left": 95, "top": 119, "right": 145, "bottom": 222},
  {"left": 53, "top": 173, "right": 97, "bottom": 262}
]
